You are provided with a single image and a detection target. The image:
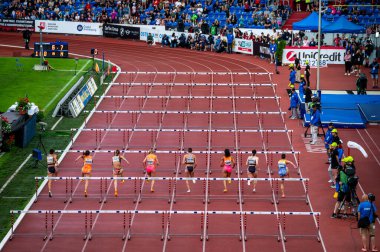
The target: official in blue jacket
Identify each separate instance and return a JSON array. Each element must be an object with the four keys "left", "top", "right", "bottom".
[
  {"left": 358, "top": 193, "right": 378, "bottom": 252},
  {"left": 226, "top": 31, "right": 234, "bottom": 54},
  {"left": 289, "top": 88, "right": 299, "bottom": 119},
  {"left": 310, "top": 104, "right": 321, "bottom": 145},
  {"left": 289, "top": 65, "right": 296, "bottom": 88},
  {"left": 324, "top": 123, "right": 334, "bottom": 163},
  {"left": 269, "top": 40, "right": 277, "bottom": 64}
]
